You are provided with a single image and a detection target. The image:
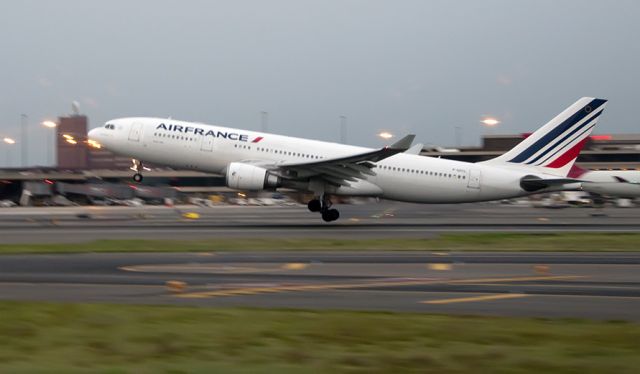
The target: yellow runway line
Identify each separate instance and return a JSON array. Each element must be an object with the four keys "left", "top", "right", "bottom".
[
  {"left": 282, "top": 263, "right": 308, "bottom": 270},
  {"left": 427, "top": 263, "right": 452, "bottom": 271},
  {"left": 423, "top": 293, "right": 528, "bottom": 305},
  {"left": 165, "top": 280, "right": 187, "bottom": 293},
  {"left": 176, "top": 275, "right": 585, "bottom": 299}
]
